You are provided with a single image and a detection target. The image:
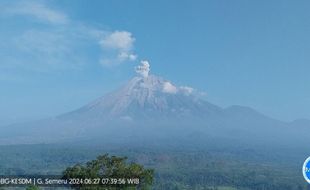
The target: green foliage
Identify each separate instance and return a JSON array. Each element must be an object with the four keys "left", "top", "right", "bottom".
[
  {"left": 0, "top": 144, "right": 309, "bottom": 189},
  {"left": 62, "top": 154, "right": 154, "bottom": 190},
  {"left": 26, "top": 184, "right": 40, "bottom": 190}
]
